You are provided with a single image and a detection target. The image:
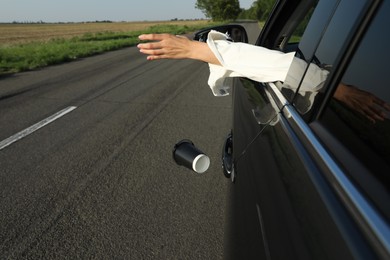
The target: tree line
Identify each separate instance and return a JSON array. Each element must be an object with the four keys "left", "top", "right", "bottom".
[
  {"left": 6, "top": 20, "right": 115, "bottom": 24},
  {"left": 195, "top": 0, "right": 275, "bottom": 21}
]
